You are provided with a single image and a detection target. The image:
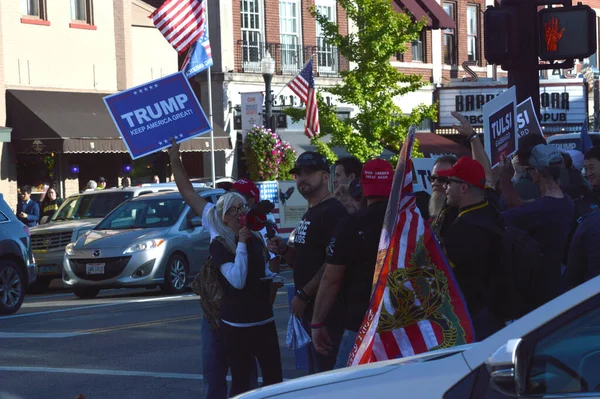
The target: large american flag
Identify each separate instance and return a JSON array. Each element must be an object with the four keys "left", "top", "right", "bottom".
[
  {"left": 348, "top": 126, "right": 474, "bottom": 366},
  {"left": 150, "top": 0, "right": 206, "bottom": 54},
  {"left": 287, "top": 60, "right": 319, "bottom": 139}
]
